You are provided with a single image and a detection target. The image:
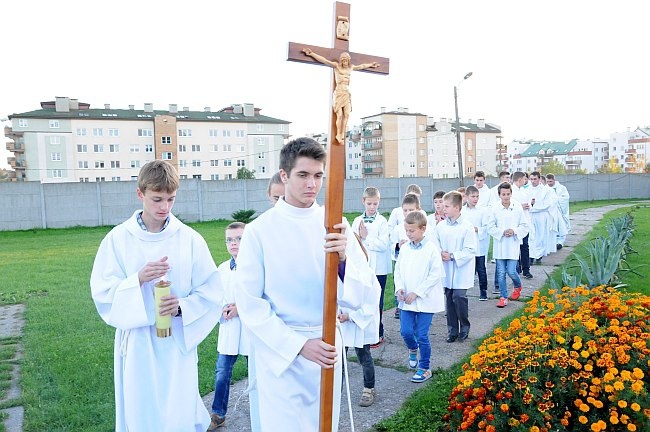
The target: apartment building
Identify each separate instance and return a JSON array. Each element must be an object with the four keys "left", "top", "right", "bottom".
[
  {"left": 610, "top": 127, "right": 649, "bottom": 173},
  {"left": 5, "top": 97, "right": 290, "bottom": 182}
]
